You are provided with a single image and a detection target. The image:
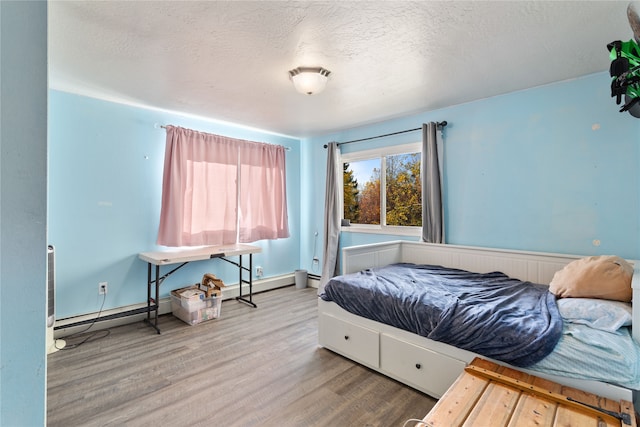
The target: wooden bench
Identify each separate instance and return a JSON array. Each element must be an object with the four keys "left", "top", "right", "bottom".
[{"left": 420, "top": 358, "right": 637, "bottom": 427}]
